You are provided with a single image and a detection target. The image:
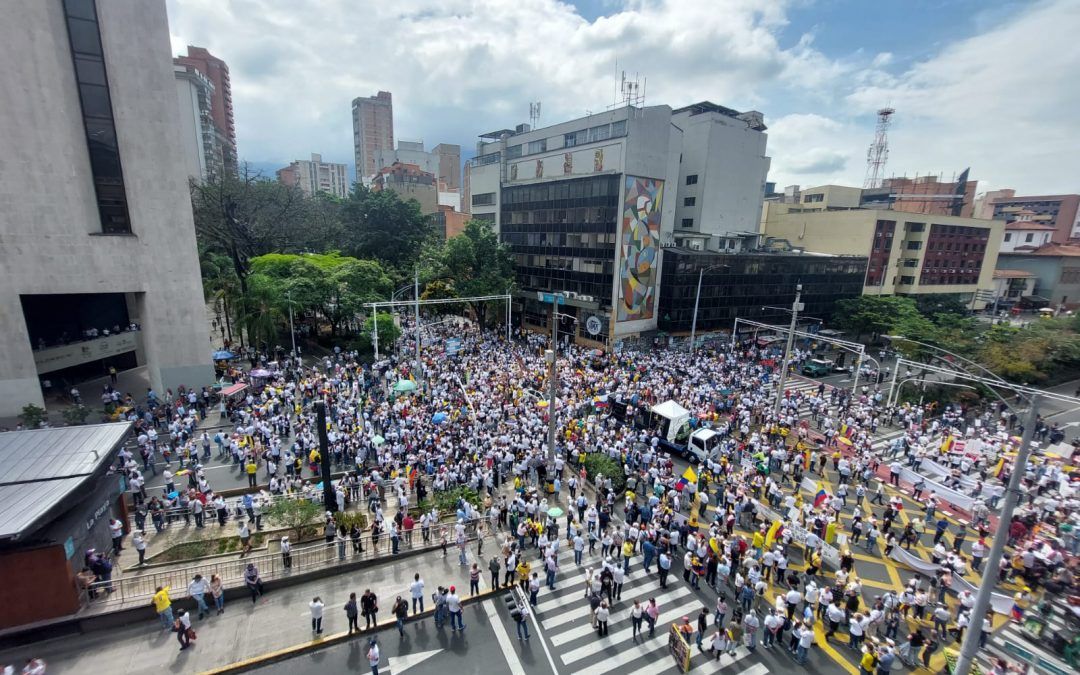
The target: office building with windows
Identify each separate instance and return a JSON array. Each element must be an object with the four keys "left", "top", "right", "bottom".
[
  {"left": 174, "top": 45, "right": 236, "bottom": 173},
  {"left": 658, "top": 250, "right": 867, "bottom": 335},
  {"left": 762, "top": 193, "right": 1005, "bottom": 306},
  {"left": 468, "top": 102, "right": 770, "bottom": 346},
  {"left": 276, "top": 153, "right": 350, "bottom": 199},
  {"left": 0, "top": 0, "right": 214, "bottom": 416},
  {"left": 352, "top": 91, "right": 394, "bottom": 183}
]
